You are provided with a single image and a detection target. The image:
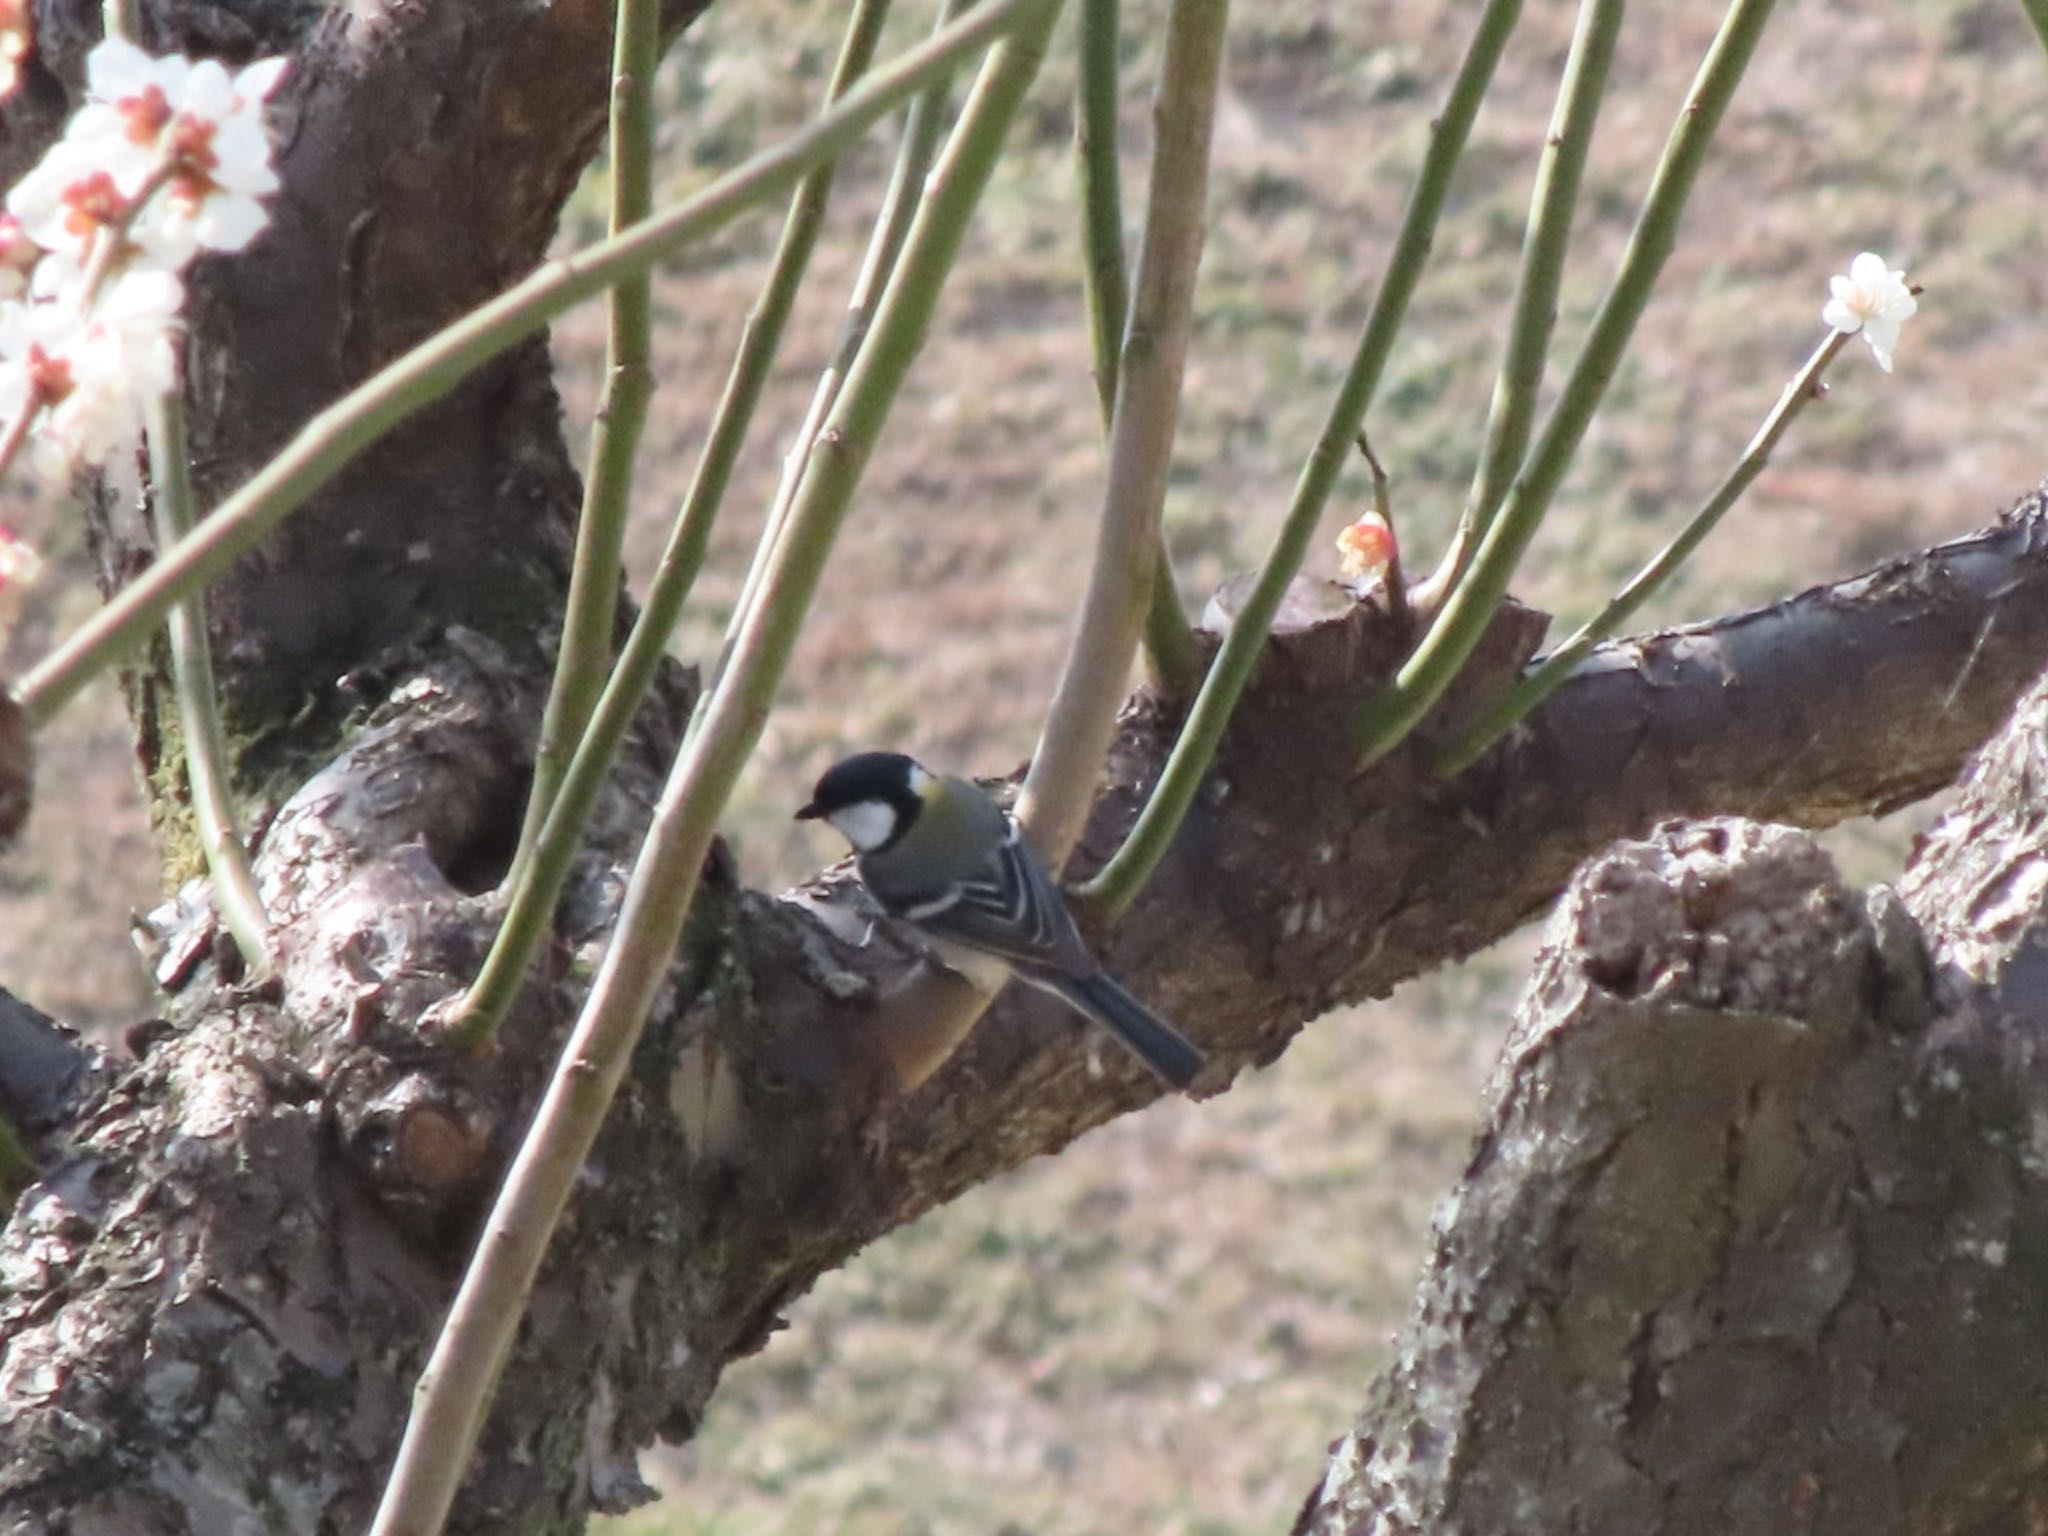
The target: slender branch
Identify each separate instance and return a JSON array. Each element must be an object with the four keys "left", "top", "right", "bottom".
[
  {"left": 1425, "top": 0, "right": 1625, "bottom": 599},
  {"left": 2024, "top": 0, "right": 2048, "bottom": 57},
  {"left": 1018, "top": 0, "right": 1227, "bottom": 865},
  {"left": 707, "top": 0, "right": 967, "bottom": 707},
  {"left": 507, "top": 0, "right": 666, "bottom": 884},
  {"left": 448, "top": 0, "right": 899, "bottom": 1047},
  {"left": 0, "top": 398, "right": 42, "bottom": 487},
  {"left": 368, "top": 7, "right": 1063, "bottom": 1531},
  {"left": 1073, "top": 0, "right": 1199, "bottom": 693},
  {"left": 1074, "top": 0, "right": 1128, "bottom": 427},
  {"left": 1355, "top": 432, "right": 1406, "bottom": 628},
  {"left": 1139, "top": 517, "right": 1201, "bottom": 694},
  {"left": 1078, "top": 0, "right": 1522, "bottom": 918},
  {"left": 1433, "top": 328, "right": 1848, "bottom": 774},
  {"left": 145, "top": 375, "right": 273, "bottom": 973},
  {"left": 12, "top": 0, "right": 1047, "bottom": 731},
  {"left": 1349, "top": 0, "right": 1780, "bottom": 763}
]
